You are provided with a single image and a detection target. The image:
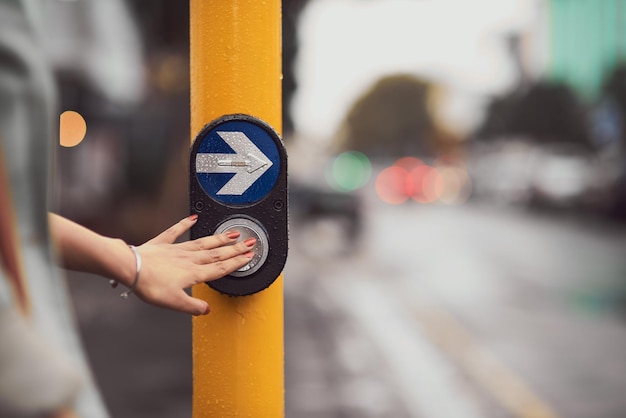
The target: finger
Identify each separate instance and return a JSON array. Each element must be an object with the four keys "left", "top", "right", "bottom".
[
  {"left": 168, "top": 290, "right": 211, "bottom": 316},
  {"left": 193, "top": 238, "right": 256, "bottom": 264},
  {"left": 179, "top": 230, "right": 241, "bottom": 251},
  {"left": 191, "top": 253, "right": 255, "bottom": 285},
  {"left": 146, "top": 215, "right": 198, "bottom": 245}
]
